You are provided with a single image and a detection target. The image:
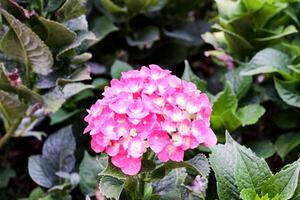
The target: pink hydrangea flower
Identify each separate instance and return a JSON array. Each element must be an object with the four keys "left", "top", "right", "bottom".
[{"left": 84, "top": 65, "right": 217, "bottom": 175}]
